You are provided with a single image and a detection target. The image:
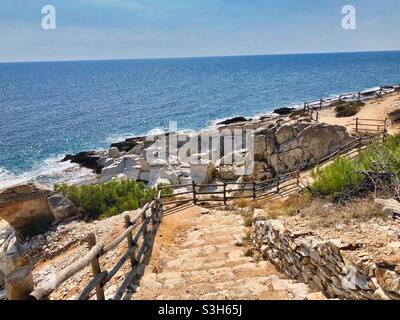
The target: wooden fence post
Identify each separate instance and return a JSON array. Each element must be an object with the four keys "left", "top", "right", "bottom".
[
  {"left": 142, "top": 209, "right": 148, "bottom": 239},
  {"left": 157, "top": 200, "right": 163, "bottom": 223},
  {"left": 151, "top": 201, "right": 157, "bottom": 225},
  {"left": 355, "top": 117, "right": 359, "bottom": 133},
  {"left": 124, "top": 216, "right": 136, "bottom": 269},
  {"left": 296, "top": 171, "right": 300, "bottom": 188},
  {"left": 192, "top": 181, "right": 197, "bottom": 205},
  {"left": 383, "top": 117, "right": 388, "bottom": 143},
  {"left": 5, "top": 266, "right": 34, "bottom": 300},
  {"left": 276, "top": 176, "right": 280, "bottom": 194},
  {"left": 223, "top": 182, "right": 227, "bottom": 205},
  {"left": 87, "top": 233, "right": 105, "bottom": 300},
  {"left": 252, "top": 181, "right": 256, "bottom": 200}
]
